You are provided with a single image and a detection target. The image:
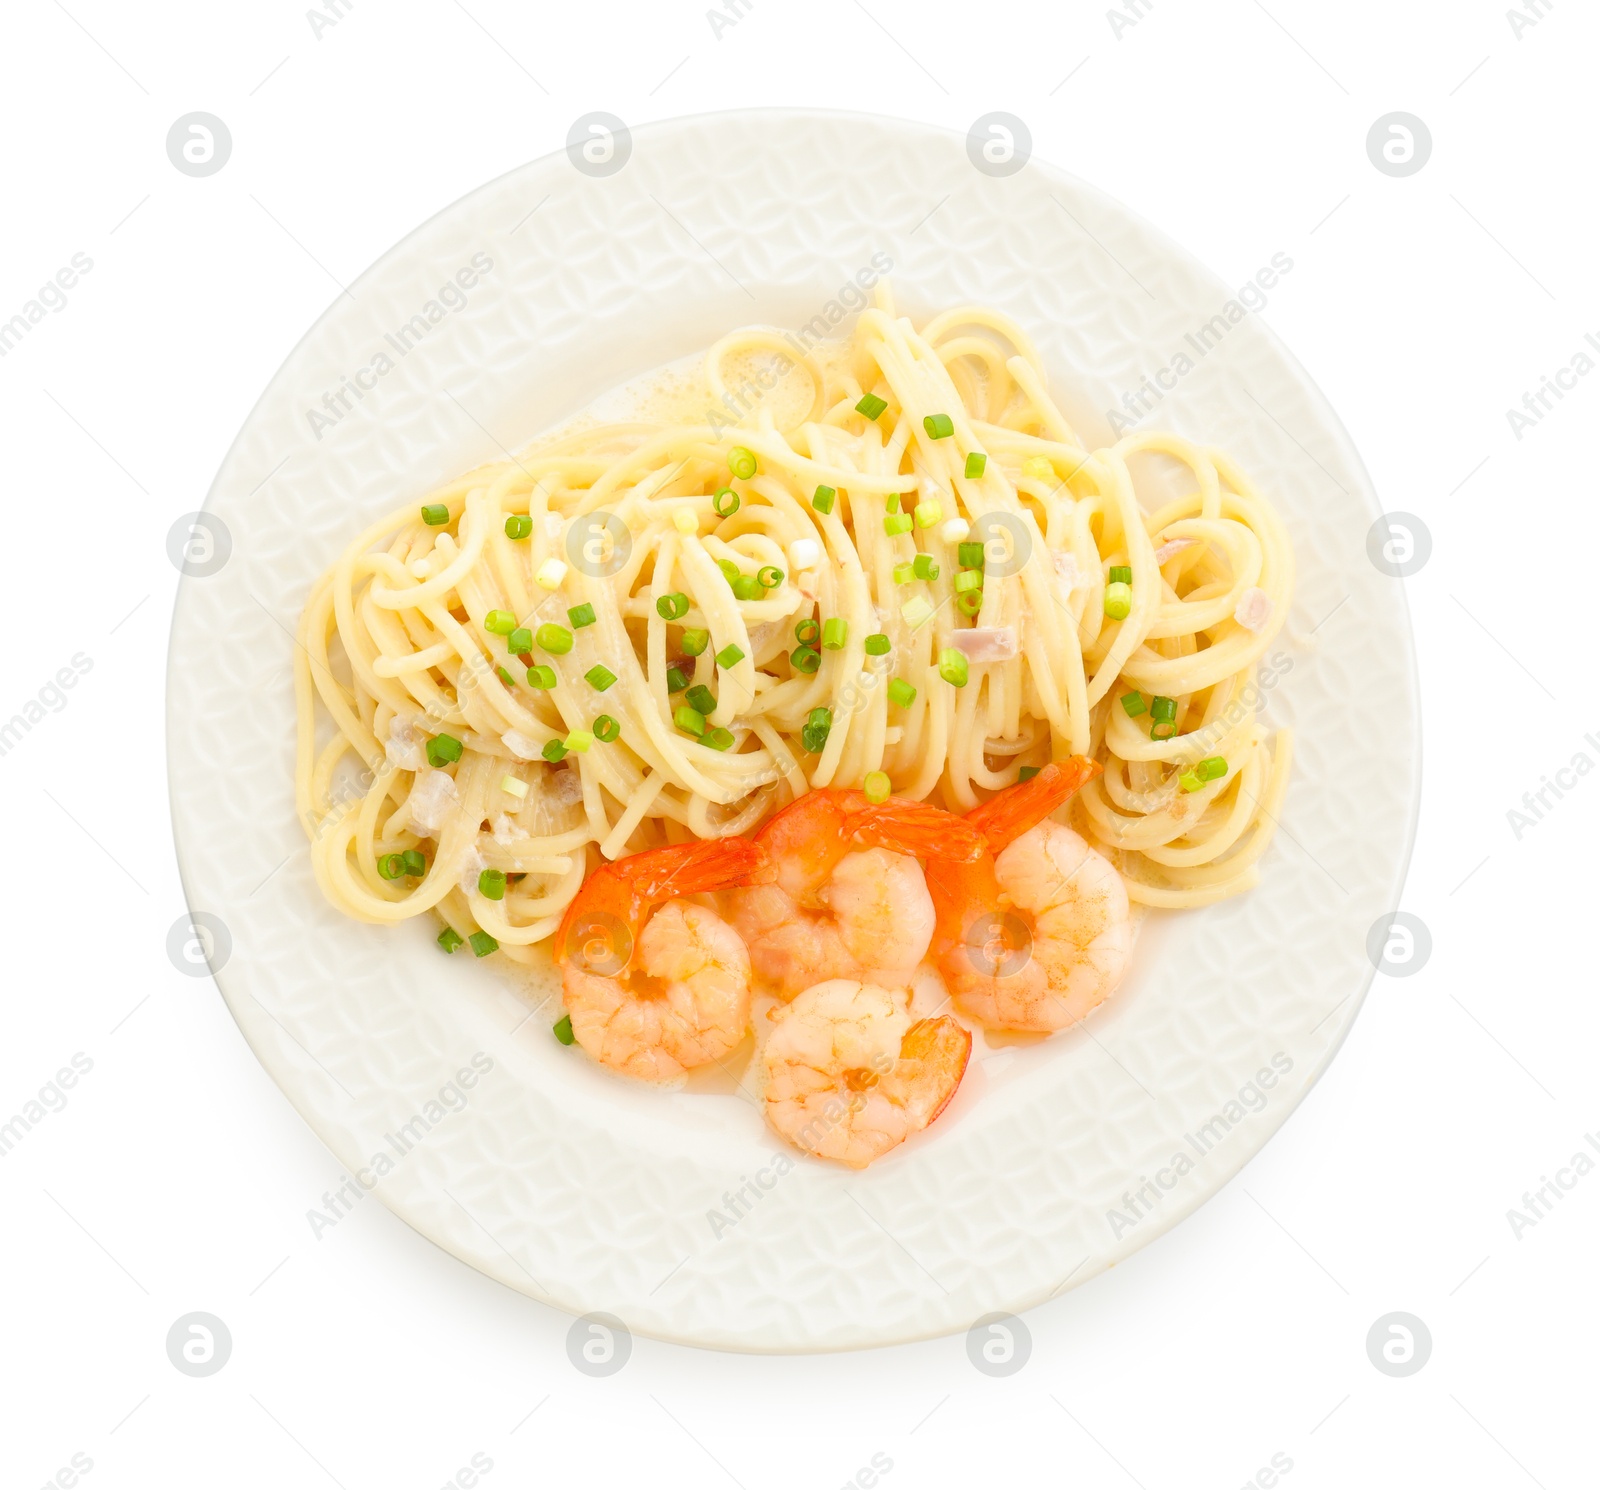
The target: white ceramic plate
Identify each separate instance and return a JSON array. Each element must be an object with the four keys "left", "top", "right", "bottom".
[{"left": 167, "top": 109, "right": 1419, "bottom": 1352}]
